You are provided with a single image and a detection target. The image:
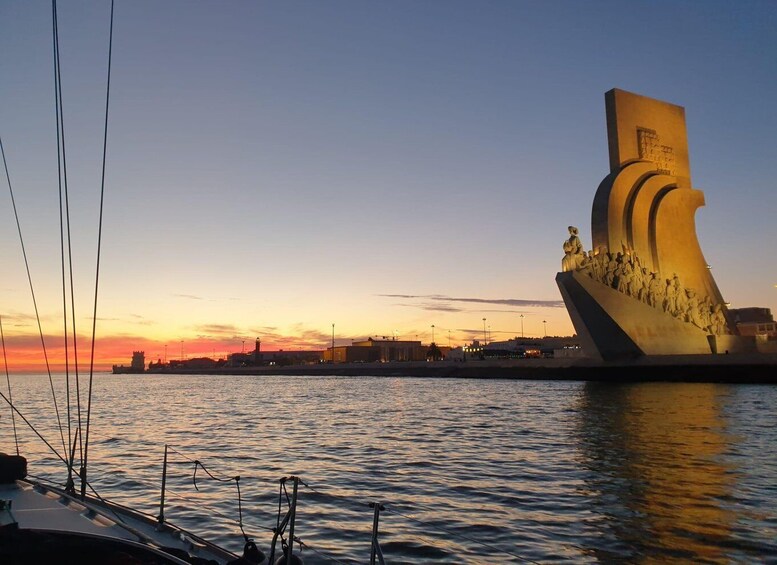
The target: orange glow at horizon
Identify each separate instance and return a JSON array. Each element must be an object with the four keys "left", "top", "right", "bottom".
[
  {"left": 0, "top": 333, "right": 333, "bottom": 373},
  {"left": 0, "top": 316, "right": 573, "bottom": 372}
]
